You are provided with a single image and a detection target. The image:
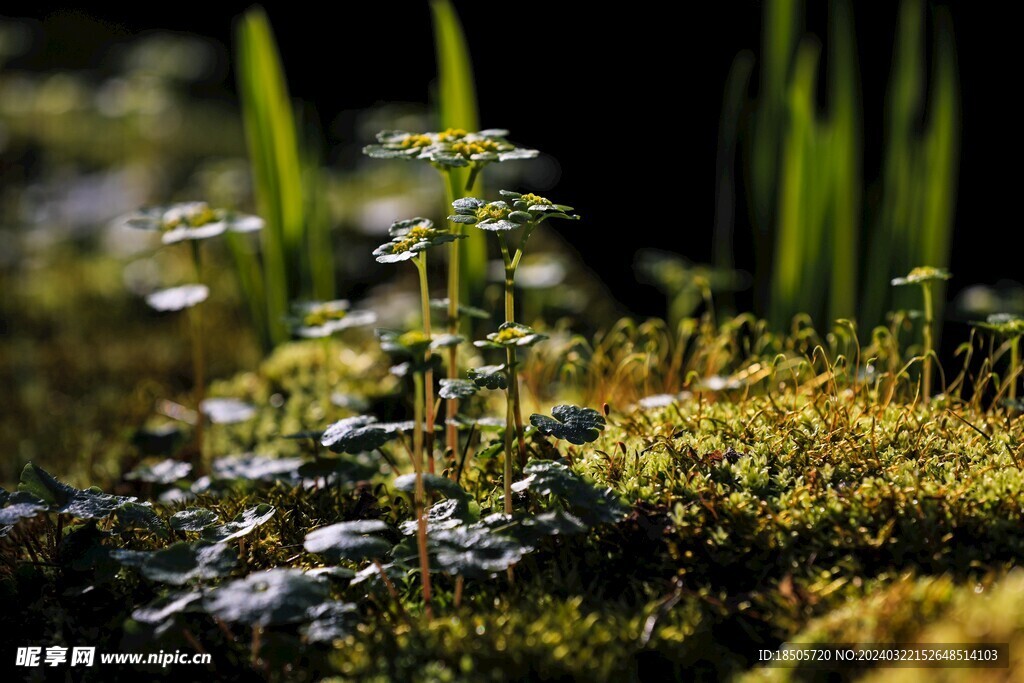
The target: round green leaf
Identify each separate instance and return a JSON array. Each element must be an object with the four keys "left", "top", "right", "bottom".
[{"left": 204, "top": 569, "right": 328, "bottom": 627}]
